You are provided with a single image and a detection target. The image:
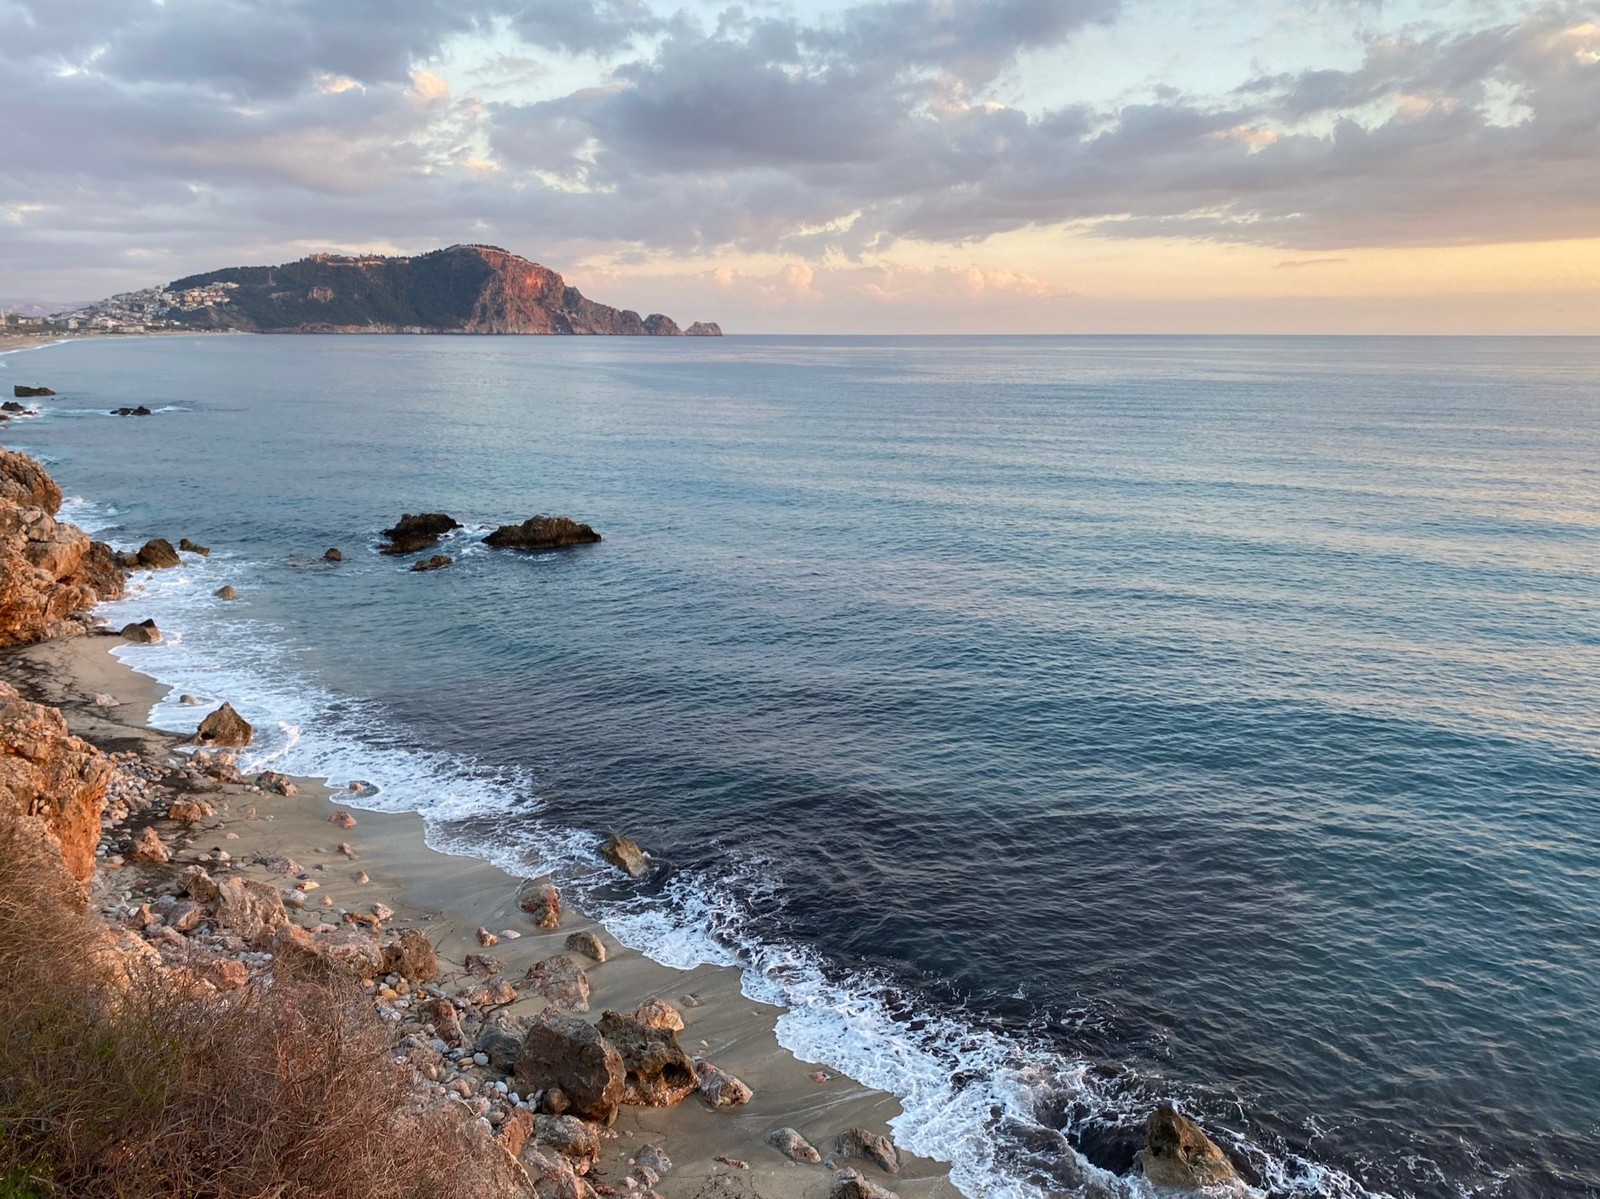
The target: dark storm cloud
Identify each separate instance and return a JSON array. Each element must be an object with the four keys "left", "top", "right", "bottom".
[{"left": 0, "top": 0, "right": 1596, "bottom": 295}]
